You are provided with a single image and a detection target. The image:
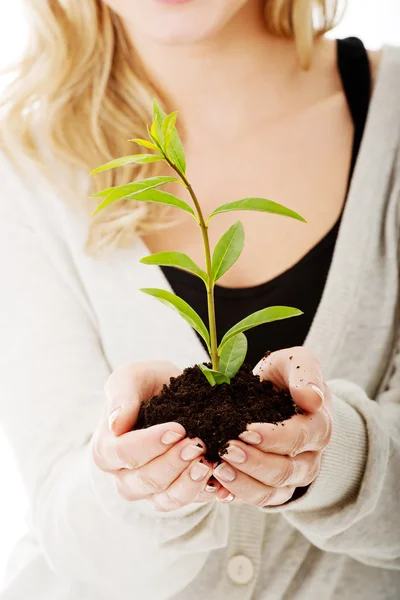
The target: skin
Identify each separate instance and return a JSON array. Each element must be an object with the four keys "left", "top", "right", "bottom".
[
  {"left": 92, "top": 0, "right": 379, "bottom": 509},
  {"left": 92, "top": 349, "right": 331, "bottom": 508}
]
